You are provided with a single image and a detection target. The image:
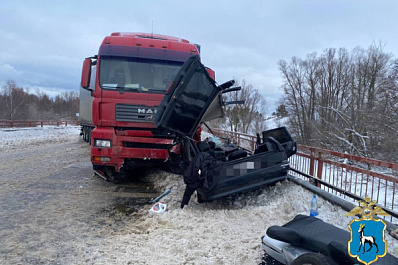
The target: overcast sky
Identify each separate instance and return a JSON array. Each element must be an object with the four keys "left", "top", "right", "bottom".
[{"left": 1, "top": 0, "right": 397, "bottom": 113}]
